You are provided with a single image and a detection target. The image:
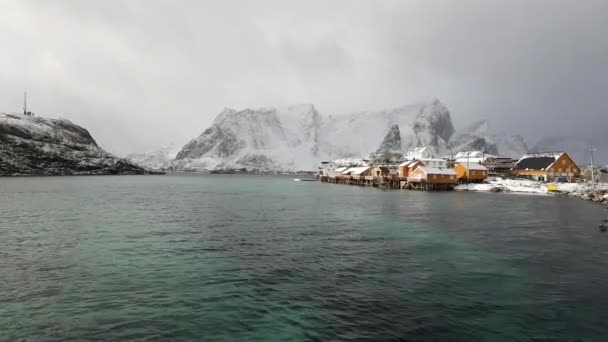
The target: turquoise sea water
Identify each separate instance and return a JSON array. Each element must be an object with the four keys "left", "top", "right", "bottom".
[{"left": 1, "top": 174, "right": 608, "bottom": 341}]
